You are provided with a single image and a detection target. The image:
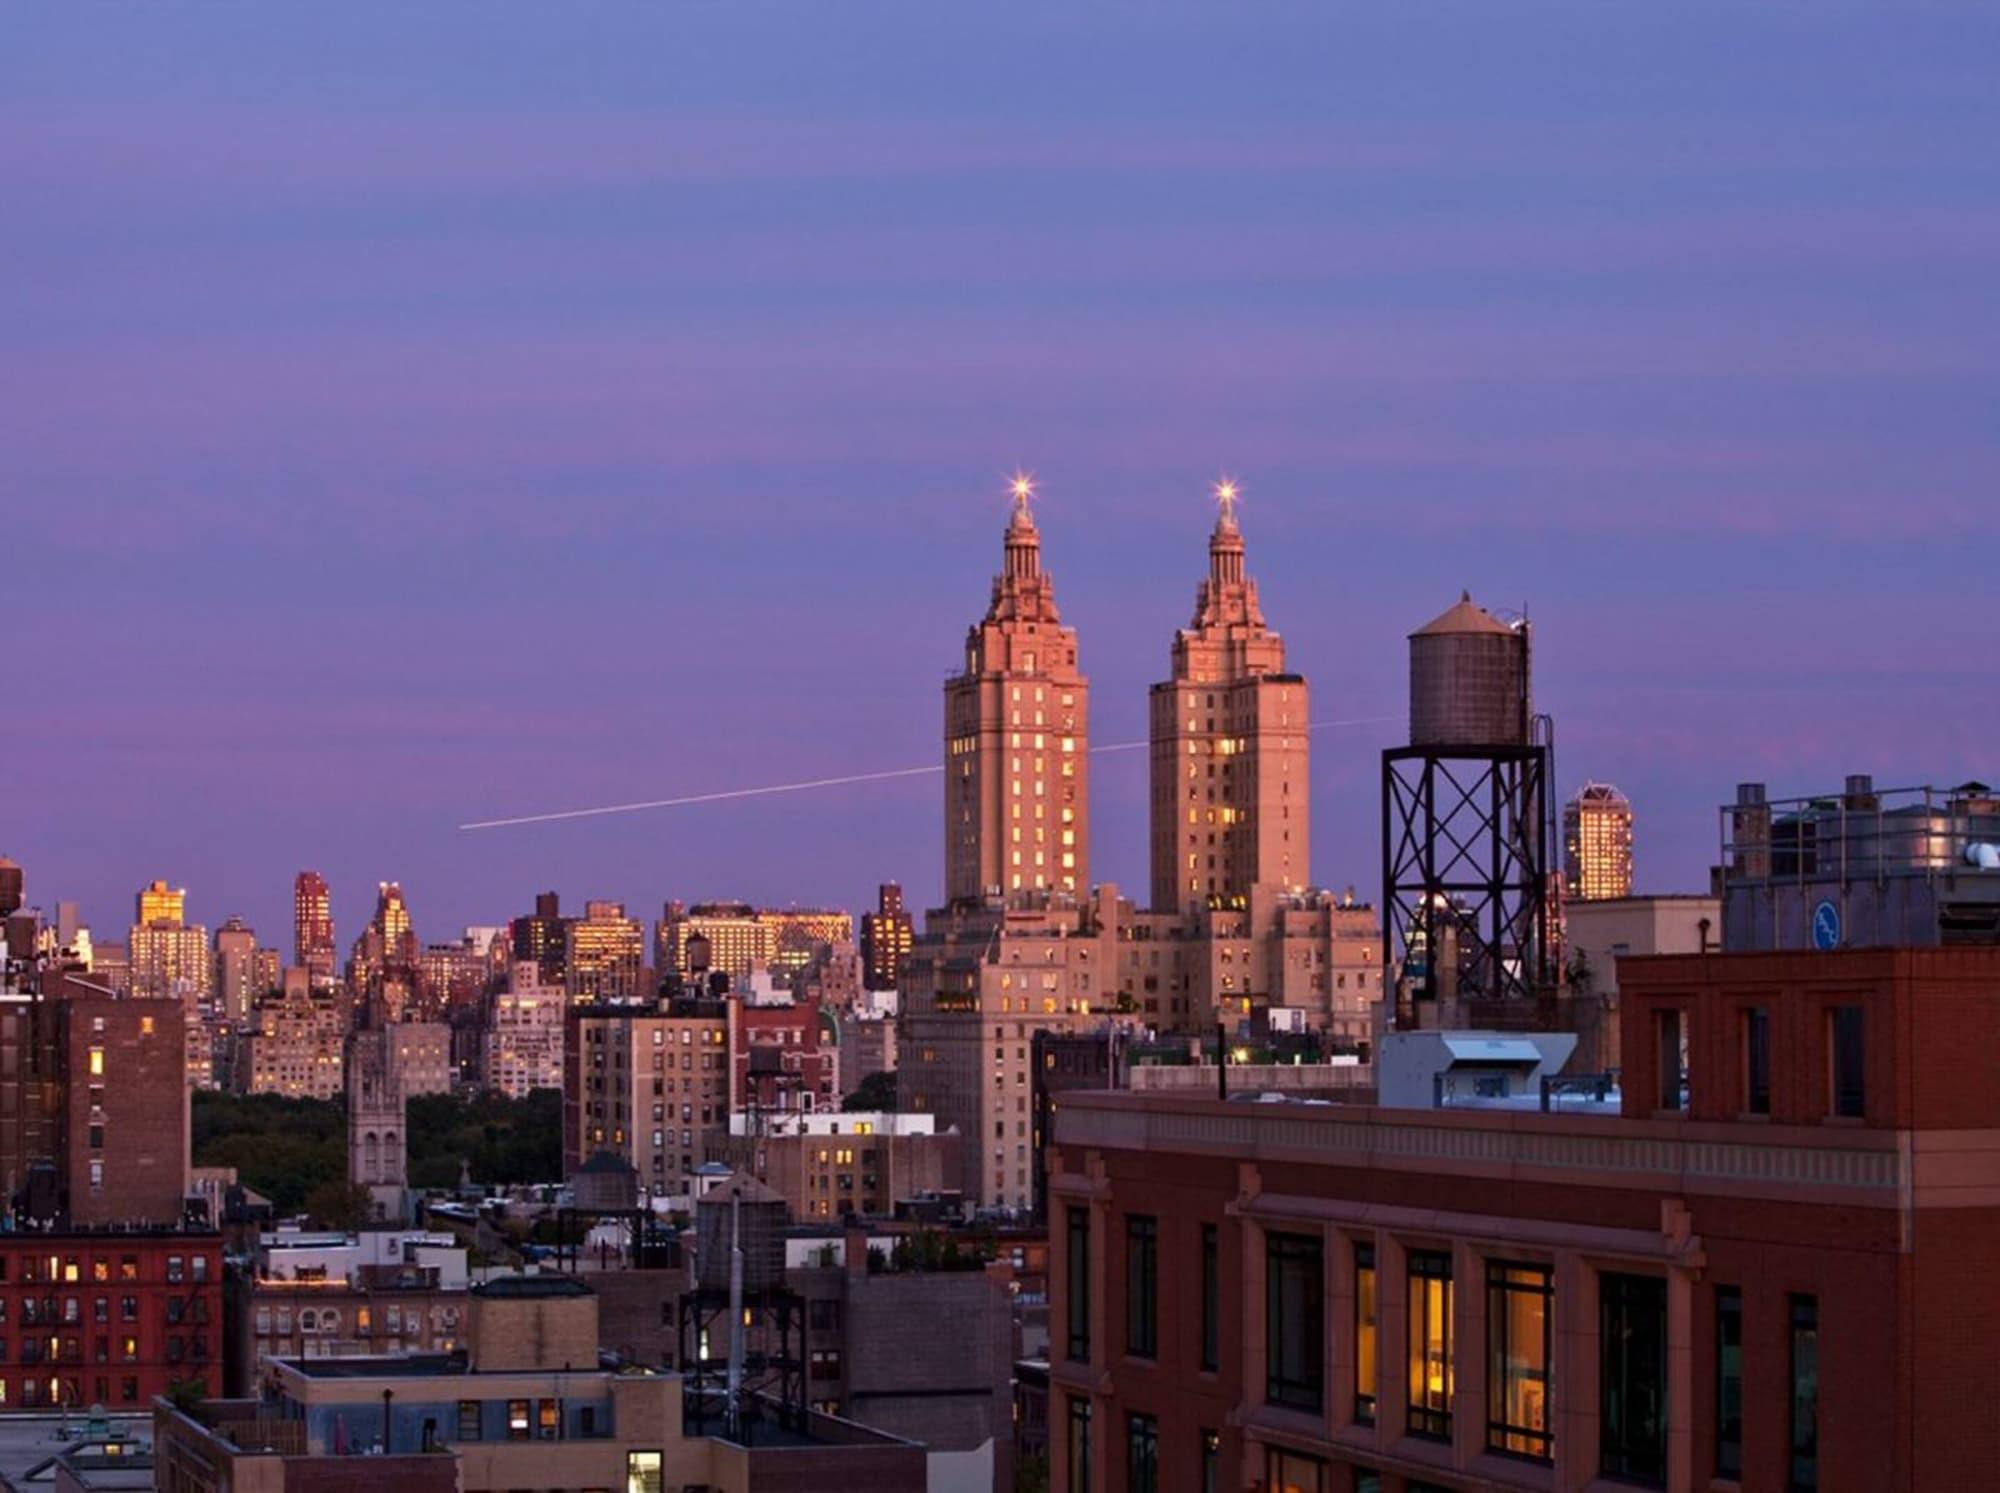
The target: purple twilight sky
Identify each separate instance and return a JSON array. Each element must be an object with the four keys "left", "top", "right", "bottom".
[{"left": 6, "top": 3, "right": 1998, "bottom": 950}]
